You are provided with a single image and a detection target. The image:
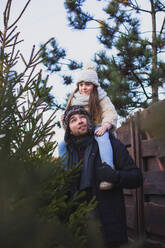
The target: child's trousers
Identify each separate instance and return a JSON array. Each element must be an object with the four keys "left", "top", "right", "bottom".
[{"left": 94, "top": 126, "right": 114, "bottom": 167}]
